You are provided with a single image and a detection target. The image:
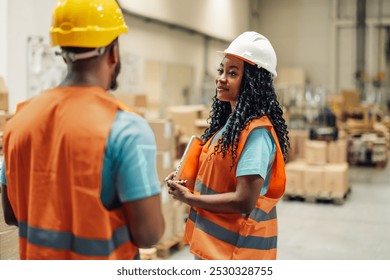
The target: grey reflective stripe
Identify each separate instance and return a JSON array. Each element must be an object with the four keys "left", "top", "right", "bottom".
[
  {"left": 194, "top": 211, "right": 240, "bottom": 246},
  {"left": 189, "top": 207, "right": 197, "bottom": 222},
  {"left": 19, "top": 221, "right": 131, "bottom": 257},
  {"left": 236, "top": 234, "right": 277, "bottom": 250},
  {"left": 189, "top": 208, "right": 277, "bottom": 250},
  {"left": 248, "top": 206, "right": 277, "bottom": 222},
  {"left": 195, "top": 179, "right": 219, "bottom": 195}
]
